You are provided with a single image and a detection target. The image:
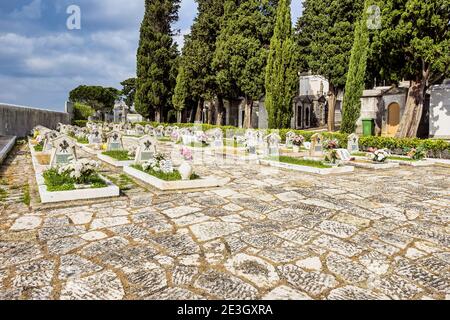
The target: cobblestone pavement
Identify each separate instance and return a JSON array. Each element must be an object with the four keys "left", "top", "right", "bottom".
[{"left": 0, "top": 143, "right": 449, "bottom": 300}]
